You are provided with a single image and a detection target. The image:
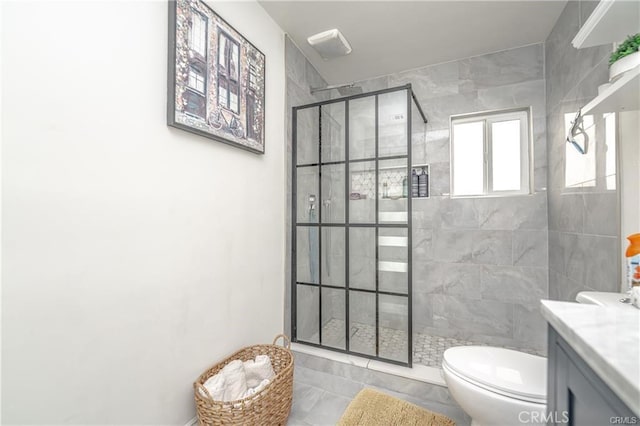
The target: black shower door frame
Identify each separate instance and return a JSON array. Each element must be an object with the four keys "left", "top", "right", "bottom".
[{"left": 291, "top": 84, "right": 427, "bottom": 367}]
